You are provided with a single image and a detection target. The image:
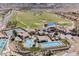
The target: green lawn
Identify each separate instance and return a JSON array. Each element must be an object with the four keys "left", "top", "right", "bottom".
[
  {"left": 58, "top": 20, "right": 72, "bottom": 26},
  {"left": 10, "top": 10, "right": 72, "bottom": 29}
]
